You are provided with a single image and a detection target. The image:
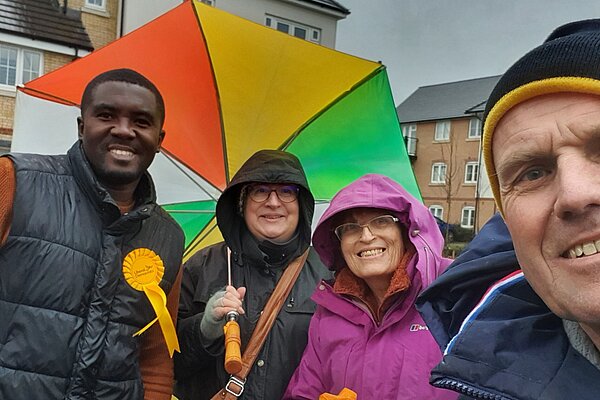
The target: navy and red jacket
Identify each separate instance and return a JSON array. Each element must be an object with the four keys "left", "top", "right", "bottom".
[{"left": 417, "top": 213, "right": 600, "bottom": 400}]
